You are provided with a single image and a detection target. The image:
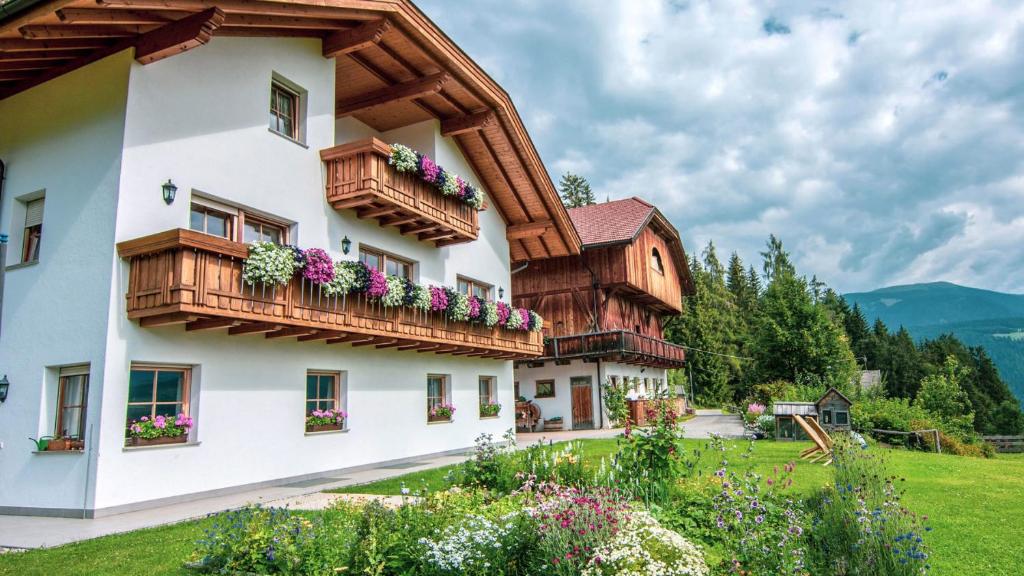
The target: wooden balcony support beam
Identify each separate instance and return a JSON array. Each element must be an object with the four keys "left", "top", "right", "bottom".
[
  {"left": 351, "top": 336, "right": 394, "bottom": 347},
  {"left": 297, "top": 330, "right": 344, "bottom": 342},
  {"left": 186, "top": 317, "right": 241, "bottom": 331},
  {"left": 440, "top": 110, "right": 495, "bottom": 137},
  {"left": 380, "top": 215, "right": 419, "bottom": 227},
  {"left": 357, "top": 205, "right": 399, "bottom": 219},
  {"left": 335, "top": 72, "right": 450, "bottom": 117},
  {"left": 401, "top": 222, "right": 437, "bottom": 235},
  {"left": 134, "top": 7, "right": 225, "bottom": 65},
  {"left": 506, "top": 220, "right": 552, "bottom": 241},
  {"left": 331, "top": 194, "right": 374, "bottom": 210},
  {"left": 377, "top": 338, "right": 415, "bottom": 349},
  {"left": 228, "top": 322, "right": 281, "bottom": 335},
  {"left": 420, "top": 230, "right": 455, "bottom": 242},
  {"left": 435, "top": 237, "right": 471, "bottom": 248},
  {"left": 322, "top": 18, "right": 390, "bottom": 58},
  {"left": 140, "top": 313, "right": 196, "bottom": 327},
  {"left": 415, "top": 344, "right": 442, "bottom": 353},
  {"left": 326, "top": 333, "right": 375, "bottom": 345},
  {"left": 265, "top": 326, "right": 318, "bottom": 339},
  {"left": 397, "top": 341, "right": 431, "bottom": 351}
]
